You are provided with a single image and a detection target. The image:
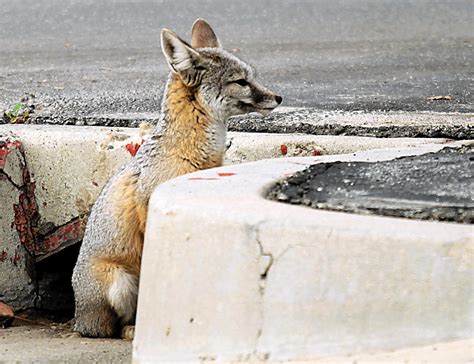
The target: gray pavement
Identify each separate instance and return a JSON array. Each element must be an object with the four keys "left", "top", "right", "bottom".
[
  {"left": 268, "top": 145, "right": 474, "bottom": 223},
  {"left": 1, "top": 0, "right": 473, "bottom": 119}
]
